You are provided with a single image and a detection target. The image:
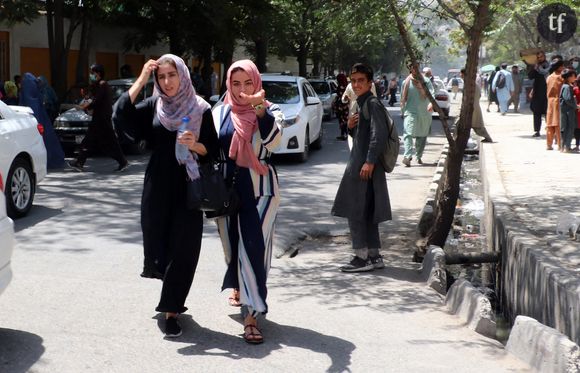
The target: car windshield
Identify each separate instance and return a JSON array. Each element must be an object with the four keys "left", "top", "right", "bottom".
[
  {"left": 309, "top": 82, "right": 330, "bottom": 95},
  {"left": 434, "top": 81, "right": 445, "bottom": 91},
  {"left": 262, "top": 81, "right": 300, "bottom": 104}
]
